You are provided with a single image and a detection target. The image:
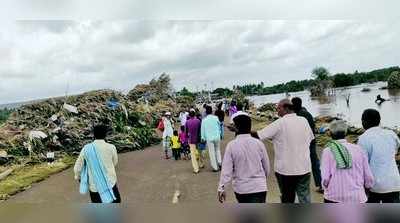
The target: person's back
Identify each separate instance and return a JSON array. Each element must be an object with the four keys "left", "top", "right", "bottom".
[
  {"left": 86, "top": 140, "right": 118, "bottom": 192},
  {"left": 296, "top": 107, "right": 315, "bottom": 133},
  {"left": 186, "top": 117, "right": 201, "bottom": 144},
  {"left": 179, "top": 130, "right": 187, "bottom": 144},
  {"left": 226, "top": 135, "right": 269, "bottom": 190},
  {"left": 215, "top": 109, "right": 225, "bottom": 123},
  {"left": 321, "top": 140, "right": 373, "bottom": 202},
  {"left": 358, "top": 127, "right": 400, "bottom": 192},
  {"left": 171, "top": 135, "right": 181, "bottom": 149},
  {"left": 218, "top": 114, "right": 269, "bottom": 203},
  {"left": 260, "top": 114, "right": 313, "bottom": 175},
  {"left": 201, "top": 114, "right": 221, "bottom": 142},
  {"left": 74, "top": 125, "right": 120, "bottom": 203}
]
